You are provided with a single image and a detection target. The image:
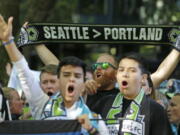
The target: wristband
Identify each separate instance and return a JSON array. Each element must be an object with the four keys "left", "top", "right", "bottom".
[
  {"left": 88, "top": 126, "right": 94, "bottom": 133},
  {"left": 88, "top": 126, "right": 99, "bottom": 135},
  {"left": 2, "top": 36, "right": 14, "bottom": 46}
]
